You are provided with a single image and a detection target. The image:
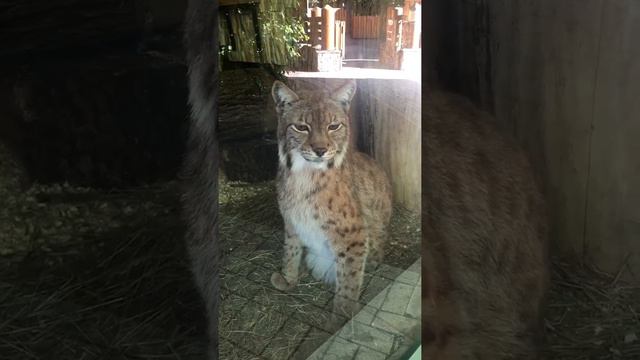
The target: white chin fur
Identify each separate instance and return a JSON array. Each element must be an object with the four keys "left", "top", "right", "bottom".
[{"left": 290, "top": 152, "right": 328, "bottom": 172}]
